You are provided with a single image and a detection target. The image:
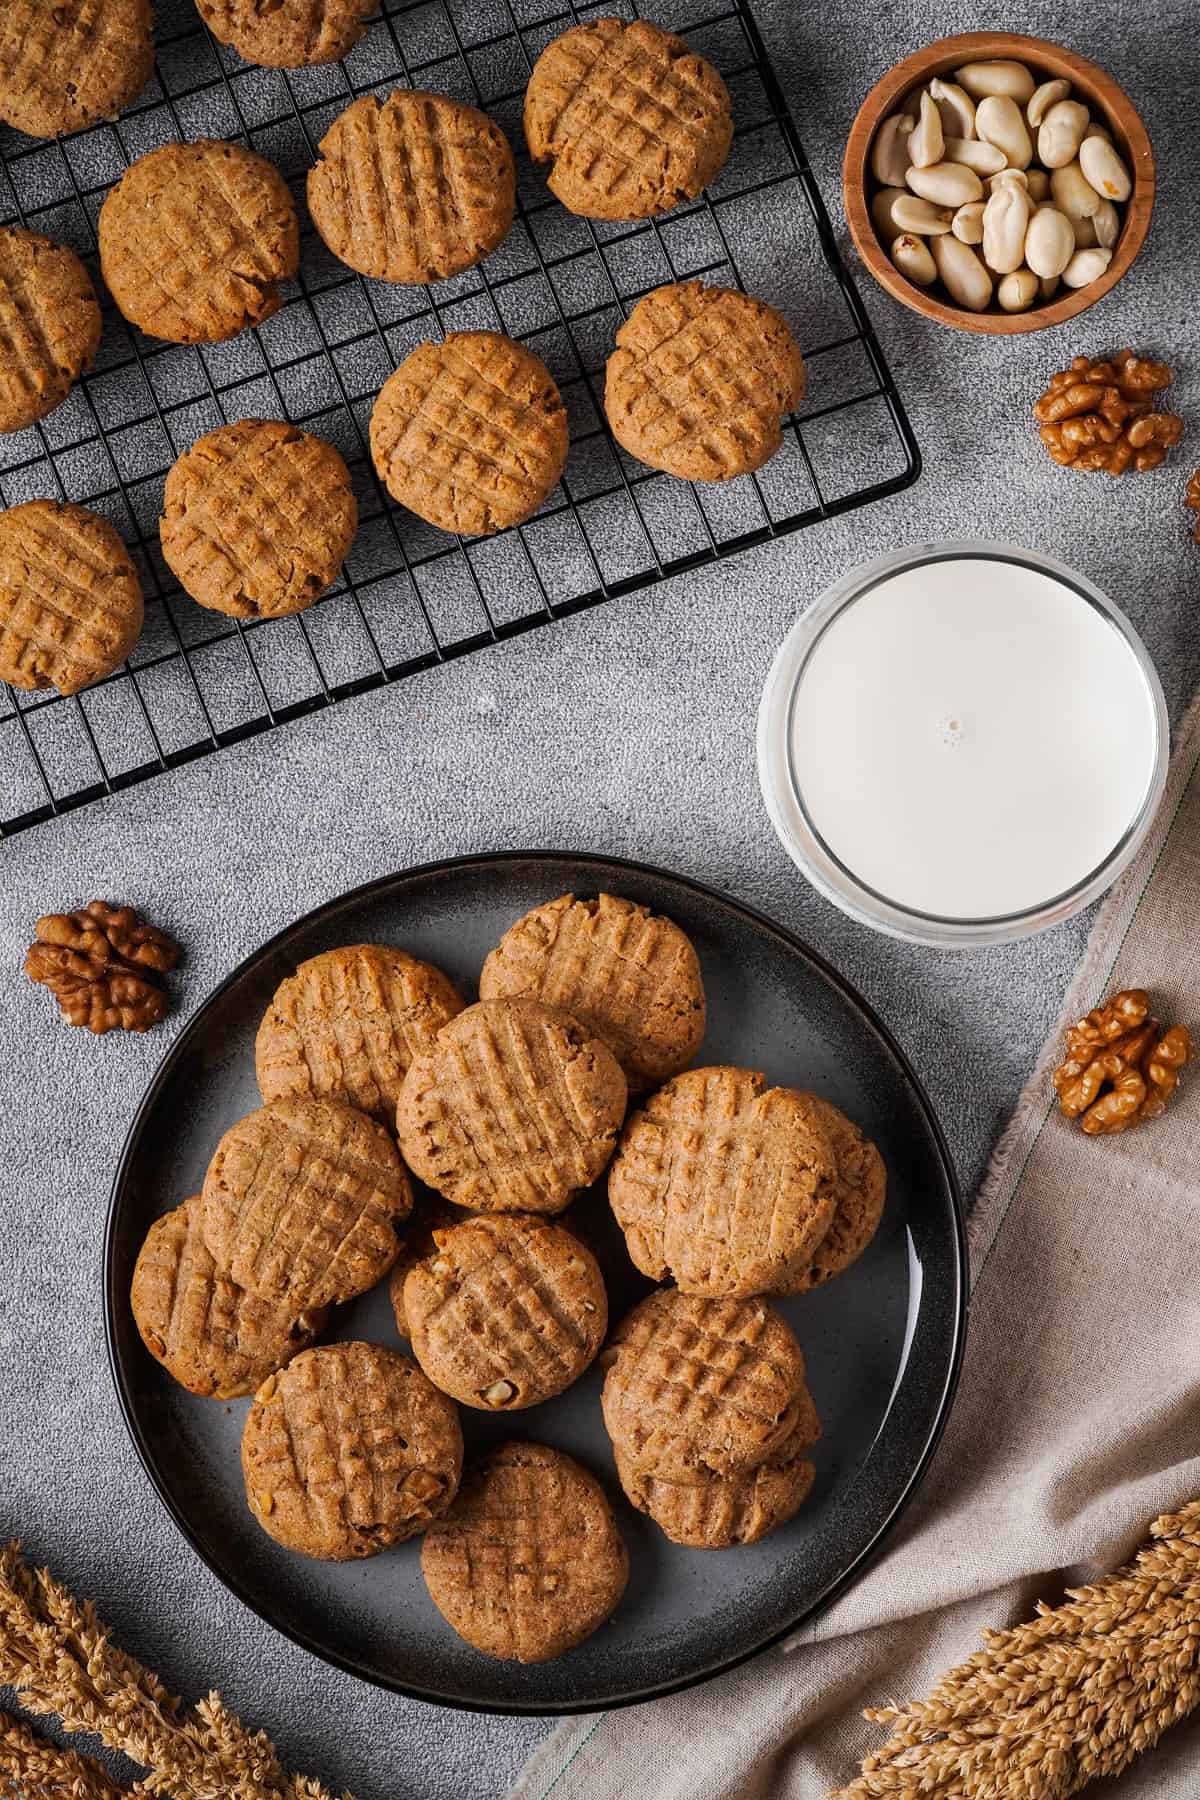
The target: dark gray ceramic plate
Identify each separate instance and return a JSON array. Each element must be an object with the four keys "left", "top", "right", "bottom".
[{"left": 105, "top": 852, "right": 965, "bottom": 1715}]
